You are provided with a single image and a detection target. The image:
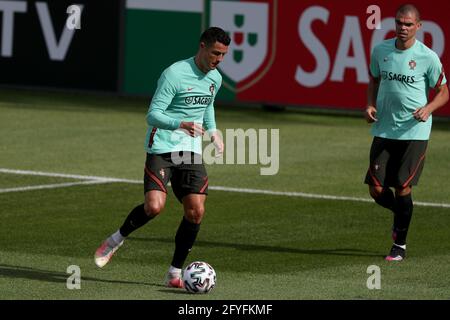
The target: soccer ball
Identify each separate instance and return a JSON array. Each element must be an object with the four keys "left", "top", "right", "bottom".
[{"left": 183, "top": 261, "right": 216, "bottom": 294}]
